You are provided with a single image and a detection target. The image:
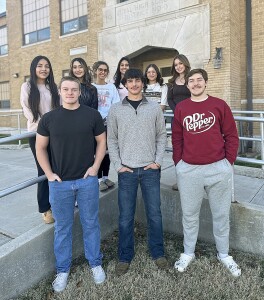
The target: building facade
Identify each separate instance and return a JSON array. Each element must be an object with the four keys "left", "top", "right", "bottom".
[{"left": 0, "top": 0, "right": 263, "bottom": 124}]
